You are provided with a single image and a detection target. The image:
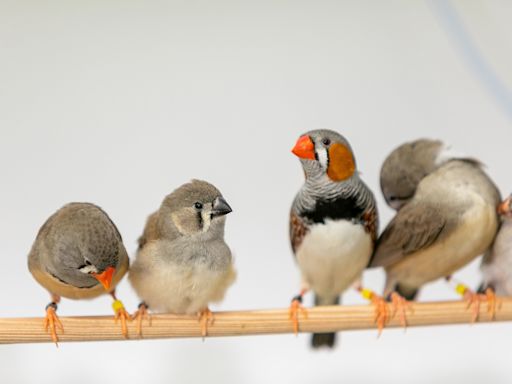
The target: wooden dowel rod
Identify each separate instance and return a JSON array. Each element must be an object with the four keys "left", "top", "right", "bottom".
[{"left": 0, "top": 298, "right": 511, "bottom": 344}]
